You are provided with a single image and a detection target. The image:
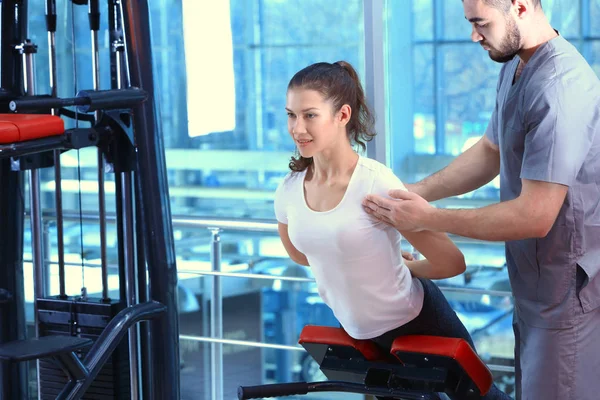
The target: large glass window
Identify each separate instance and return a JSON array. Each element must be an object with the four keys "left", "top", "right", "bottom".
[
  {"left": 154, "top": 0, "right": 365, "bottom": 220},
  {"left": 19, "top": 0, "right": 599, "bottom": 398},
  {"left": 392, "top": 0, "right": 600, "bottom": 166},
  {"left": 593, "top": 0, "right": 600, "bottom": 36},
  {"left": 171, "top": 3, "right": 364, "bottom": 397}
]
